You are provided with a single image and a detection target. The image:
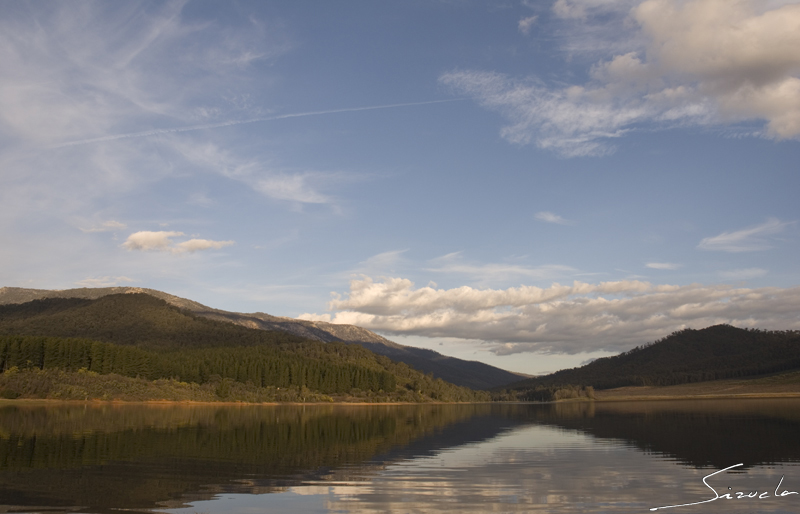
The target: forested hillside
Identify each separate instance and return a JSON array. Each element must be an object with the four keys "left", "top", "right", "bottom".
[
  {"left": 0, "top": 286, "right": 525, "bottom": 389},
  {"left": 504, "top": 324, "right": 800, "bottom": 392},
  {"left": 0, "top": 295, "right": 489, "bottom": 402},
  {"left": 0, "top": 294, "right": 303, "bottom": 349}
]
